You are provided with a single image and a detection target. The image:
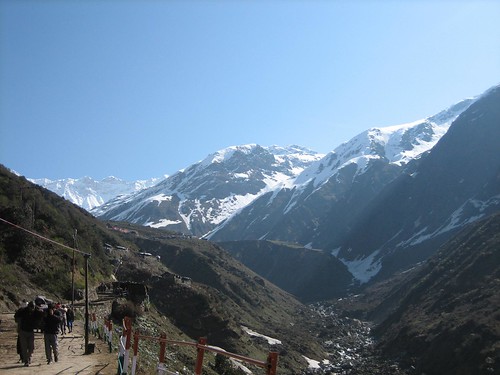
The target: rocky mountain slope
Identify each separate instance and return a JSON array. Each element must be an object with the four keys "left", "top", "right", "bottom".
[
  {"left": 329, "top": 84, "right": 500, "bottom": 283},
  {"left": 321, "top": 211, "right": 500, "bottom": 375},
  {"left": 90, "top": 97, "right": 475, "bottom": 246},
  {"left": 93, "top": 145, "right": 323, "bottom": 235},
  {"left": 207, "top": 85, "right": 499, "bottom": 288},
  {"left": 208, "top": 97, "right": 474, "bottom": 248}
]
